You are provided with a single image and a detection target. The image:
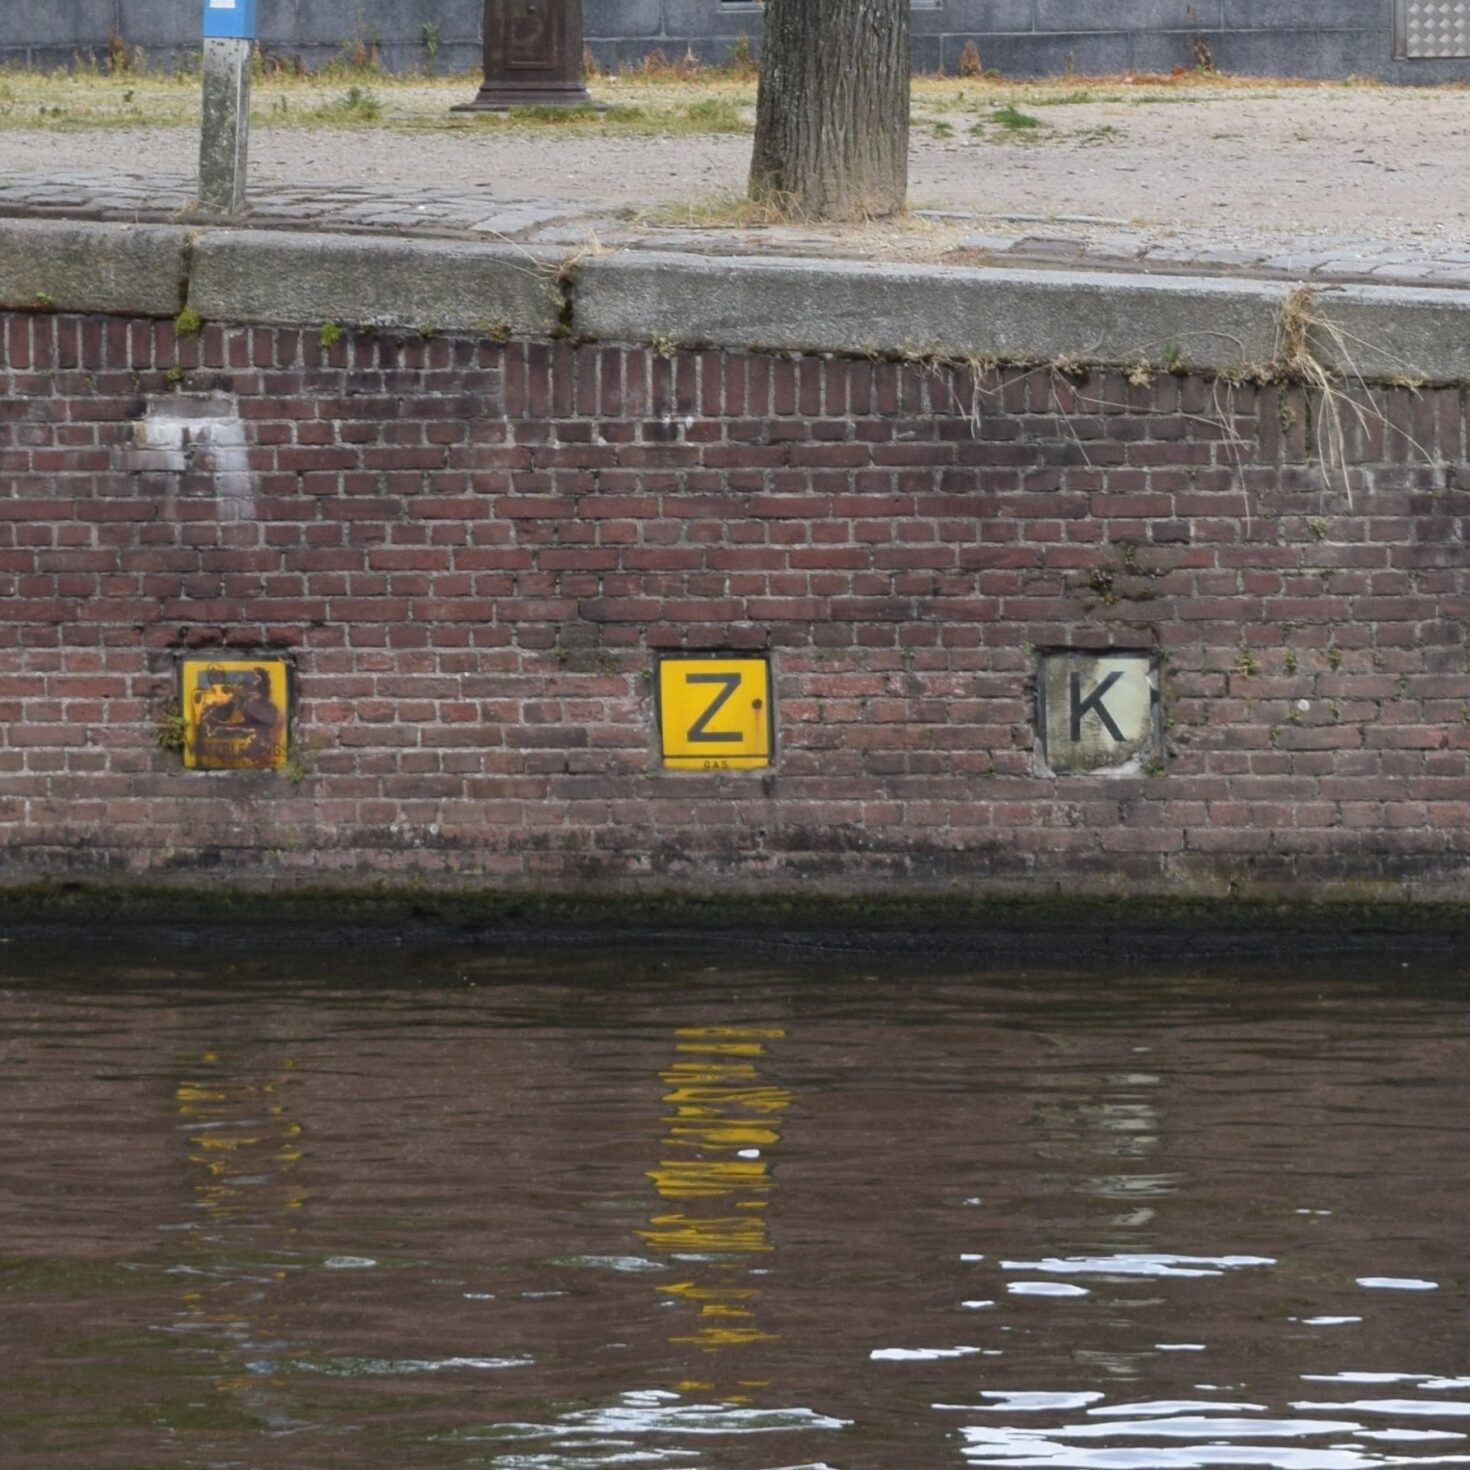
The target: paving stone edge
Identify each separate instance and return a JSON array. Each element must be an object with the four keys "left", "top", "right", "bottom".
[{"left": 3, "top": 216, "right": 1469, "bottom": 386}]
